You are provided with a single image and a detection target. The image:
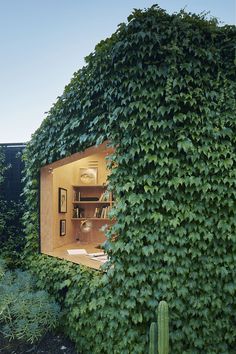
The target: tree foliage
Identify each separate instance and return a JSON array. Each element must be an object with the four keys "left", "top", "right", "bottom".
[{"left": 23, "top": 6, "right": 236, "bottom": 353}]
